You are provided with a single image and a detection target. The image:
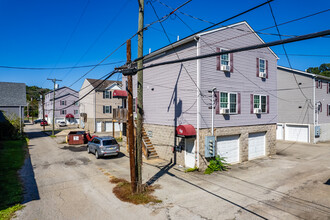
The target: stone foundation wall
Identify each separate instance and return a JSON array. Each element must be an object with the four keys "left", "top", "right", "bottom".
[{"left": 144, "top": 123, "right": 276, "bottom": 170}]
